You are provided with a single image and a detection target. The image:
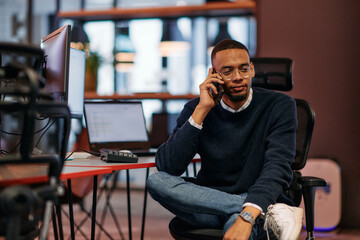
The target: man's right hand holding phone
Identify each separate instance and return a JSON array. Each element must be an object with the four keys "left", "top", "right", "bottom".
[{"left": 191, "top": 67, "right": 224, "bottom": 126}]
